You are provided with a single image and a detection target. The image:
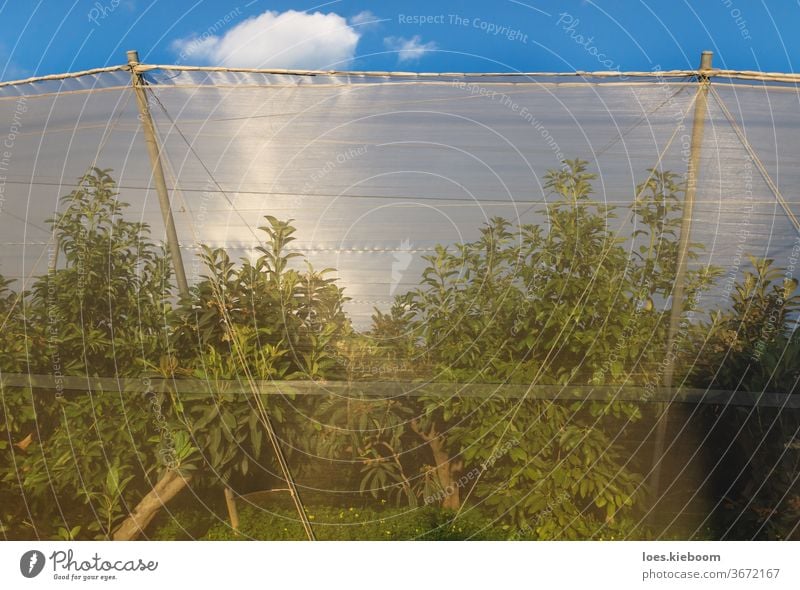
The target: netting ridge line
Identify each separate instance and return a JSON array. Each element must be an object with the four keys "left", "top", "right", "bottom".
[
  {"left": 2, "top": 63, "right": 800, "bottom": 91},
  {"left": 134, "top": 82, "right": 701, "bottom": 91},
  {"left": 2, "top": 64, "right": 798, "bottom": 93},
  {"left": 132, "top": 64, "right": 699, "bottom": 78},
  {"left": 0, "top": 65, "right": 129, "bottom": 89},
  {"left": 132, "top": 64, "right": 800, "bottom": 83}
]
